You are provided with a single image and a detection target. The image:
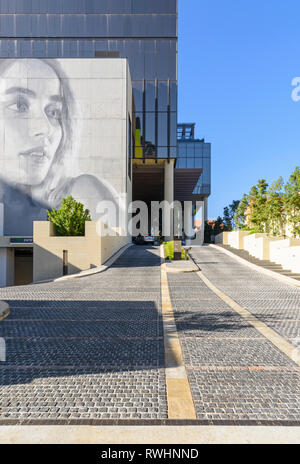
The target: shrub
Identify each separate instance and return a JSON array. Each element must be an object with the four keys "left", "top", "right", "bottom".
[
  {"left": 163, "top": 241, "right": 187, "bottom": 260},
  {"left": 47, "top": 196, "right": 91, "bottom": 236}
]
